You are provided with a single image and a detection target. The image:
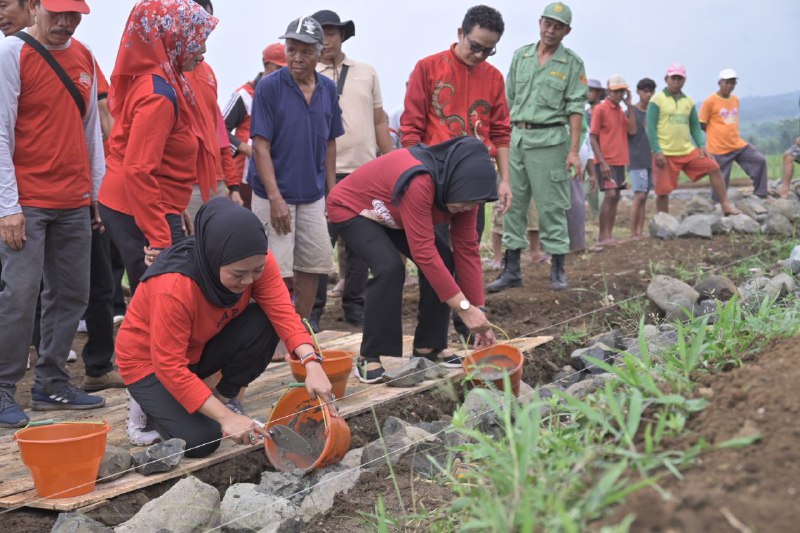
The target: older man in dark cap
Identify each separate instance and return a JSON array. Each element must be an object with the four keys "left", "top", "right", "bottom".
[
  {"left": 249, "top": 16, "right": 344, "bottom": 322},
  {"left": 309, "top": 9, "right": 394, "bottom": 331}
]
